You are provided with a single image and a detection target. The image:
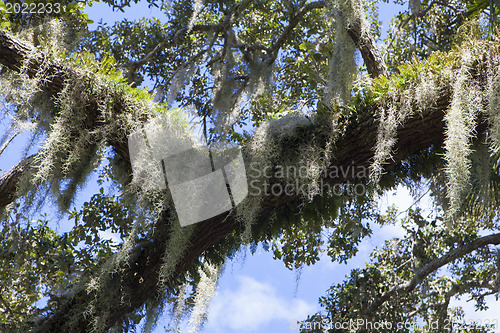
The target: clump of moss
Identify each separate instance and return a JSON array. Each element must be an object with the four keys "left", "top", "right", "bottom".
[
  {"left": 443, "top": 51, "right": 483, "bottom": 218},
  {"left": 187, "top": 262, "right": 221, "bottom": 333},
  {"left": 324, "top": 0, "right": 359, "bottom": 108}
]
